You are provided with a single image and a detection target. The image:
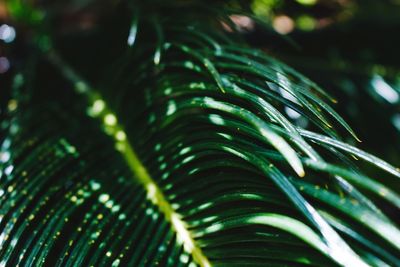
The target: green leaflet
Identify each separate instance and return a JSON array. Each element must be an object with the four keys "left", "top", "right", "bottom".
[{"left": 299, "top": 129, "right": 400, "bottom": 179}]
